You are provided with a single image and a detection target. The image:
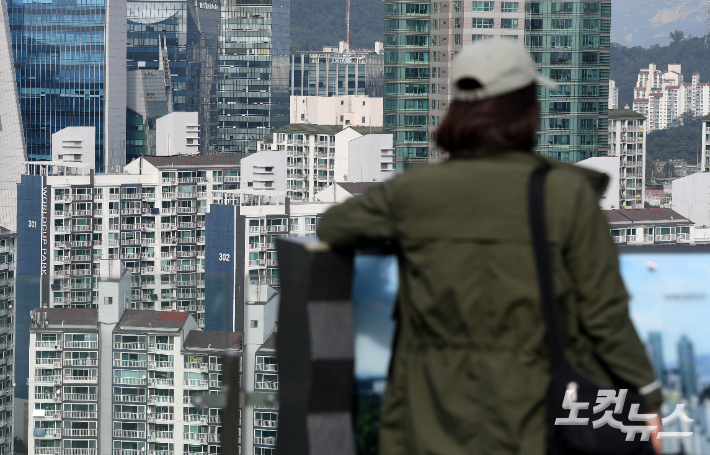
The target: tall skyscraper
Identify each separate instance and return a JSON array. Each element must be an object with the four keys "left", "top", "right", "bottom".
[
  {"left": 8, "top": 0, "right": 127, "bottom": 171},
  {"left": 383, "top": 2, "right": 431, "bottom": 169},
  {"left": 678, "top": 335, "right": 697, "bottom": 399},
  {"left": 126, "top": 0, "right": 220, "bottom": 161},
  {"left": 647, "top": 331, "right": 666, "bottom": 387},
  {"left": 217, "top": 0, "right": 290, "bottom": 155},
  {"left": 429, "top": 1, "right": 524, "bottom": 161},
  {"left": 525, "top": 0, "right": 611, "bottom": 162}
]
